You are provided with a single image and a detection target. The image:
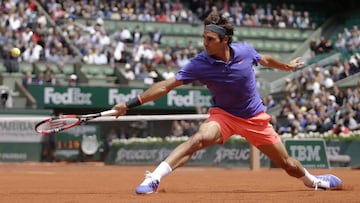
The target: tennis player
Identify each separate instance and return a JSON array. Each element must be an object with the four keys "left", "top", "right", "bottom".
[{"left": 112, "top": 11, "right": 342, "bottom": 194}]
